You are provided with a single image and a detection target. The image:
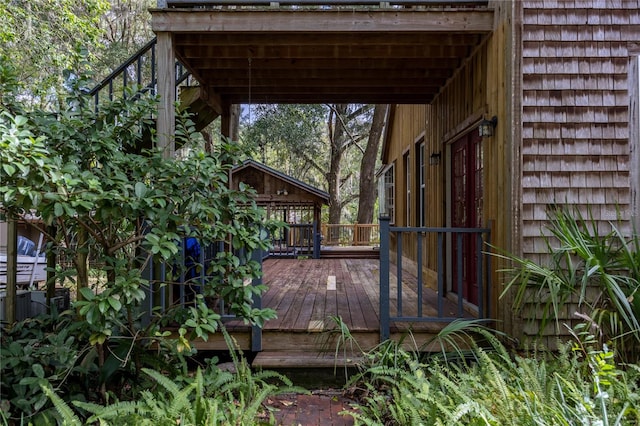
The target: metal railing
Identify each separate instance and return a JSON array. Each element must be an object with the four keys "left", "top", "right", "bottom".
[
  {"left": 321, "top": 224, "right": 380, "bottom": 246},
  {"left": 378, "top": 216, "right": 491, "bottom": 340}
]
